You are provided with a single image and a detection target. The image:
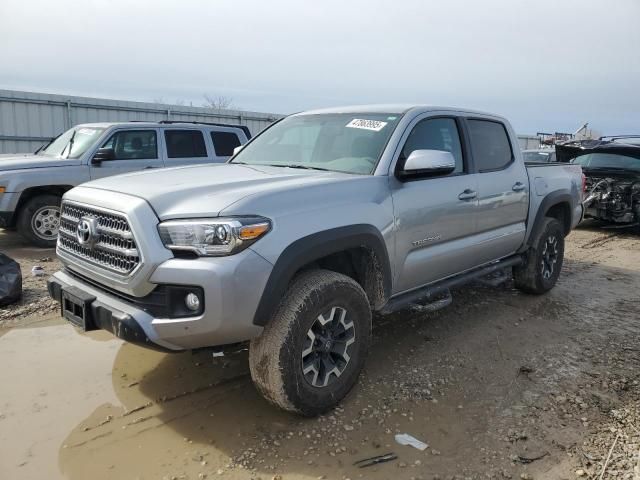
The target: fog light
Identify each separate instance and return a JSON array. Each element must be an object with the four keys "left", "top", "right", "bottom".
[{"left": 185, "top": 292, "right": 201, "bottom": 312}]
